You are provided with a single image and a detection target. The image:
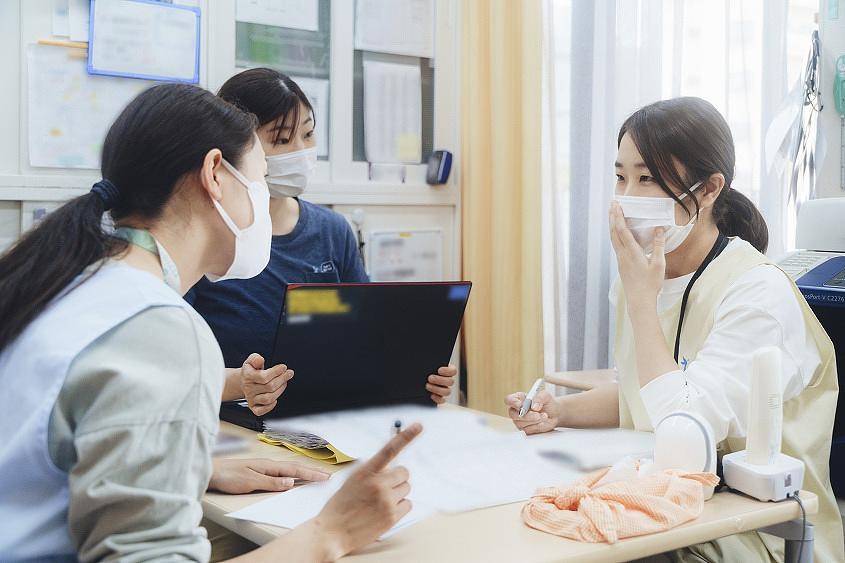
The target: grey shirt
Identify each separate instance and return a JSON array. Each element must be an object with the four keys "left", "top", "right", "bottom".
[{"left": 47, "top": 305, "right": 225, "bottom": 562}]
